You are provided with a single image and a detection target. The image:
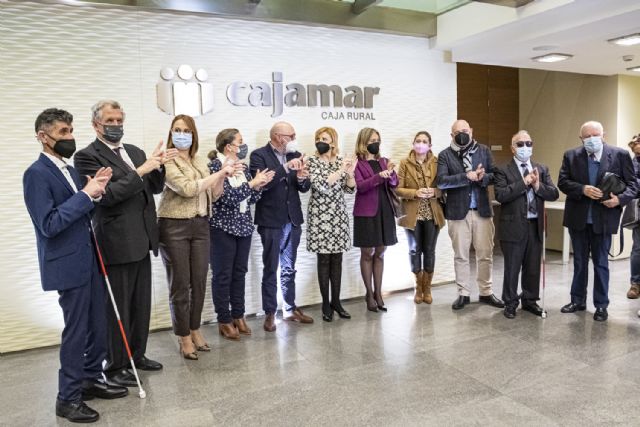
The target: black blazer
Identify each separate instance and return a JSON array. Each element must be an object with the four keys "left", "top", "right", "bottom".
[
  {"left": 249, "top": 143, "right": 310, "bottom": 227},
  {"left": 436, "top": 143, "right": 495, "bottom": 220},
  {"left": 558, "top": 144, "right": 637, "bottom": 235},
  {"left": 494, "top": 160, "right": 559, "bottom": 242},
  {"left": 74, "top": 139, "right": 165, "bottom": 265}
]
